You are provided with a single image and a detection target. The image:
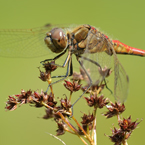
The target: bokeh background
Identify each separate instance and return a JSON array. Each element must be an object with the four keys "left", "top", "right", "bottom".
[{"left": 0, "top": 0, "right": 145, "bottom": 144}]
